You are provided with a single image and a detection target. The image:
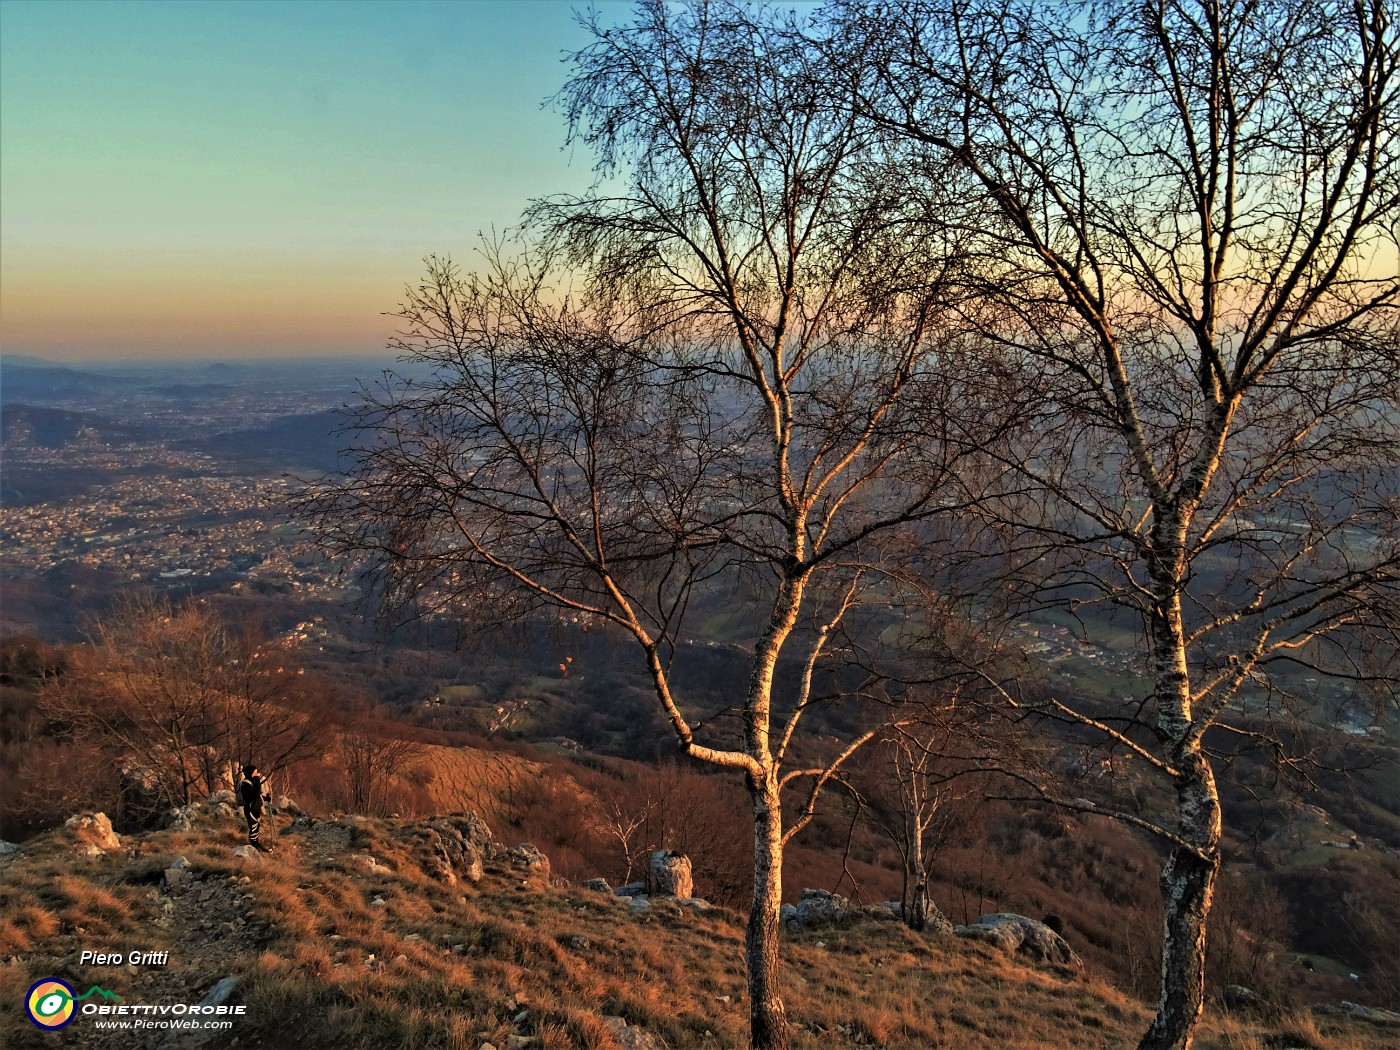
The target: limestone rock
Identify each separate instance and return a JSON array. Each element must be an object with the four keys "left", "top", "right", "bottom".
[
  {"left": 167, "top": 803, "right": 200, "bottom": 832},
  {"left": 0, "top": 841, "right": 19, "bottom": 858},
  {"left": 1223, "top": 984, "right": 1260, "bottom": 1011},
  {"left": 273, "top": 794, "right": 302, "bottom": 815},
  {"left": 64, "top": 812, "right": 122, "bottom": 855},
  {"left": 785, "top": 888, "right": 849, "bottom": 932},
  {"left": 583, "top": 877, "right": 613, "bottom": 894},
  {"left": 954, "top": 913, "right": 1082, "bottom": 968},
  {"left": 198, "top": 977, "right": 241, "bottom": 1008},
  {"left": 163, "top": 856, "right": 192, "bottom": 889},
  {"left": 1316, "top": 1001, "right": 1400, "bottom": 1027},
  {"left": 231, "top": 845, "right": 263, "bottom": 862},
  {"left": 615, "top": 882, "right": 648, "bottom": 897},
  {"left": 649, "top": 850, "right": 693, "bottom": 898},
  {"left": 602, "top": 1017, "right": 663, "bottom": 1049},
  {"left": 409, "top": 814, "right": 491, "bottom": 885},
  {"left": 508, "top": 843, "right": 550, "bottom": 881}
]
